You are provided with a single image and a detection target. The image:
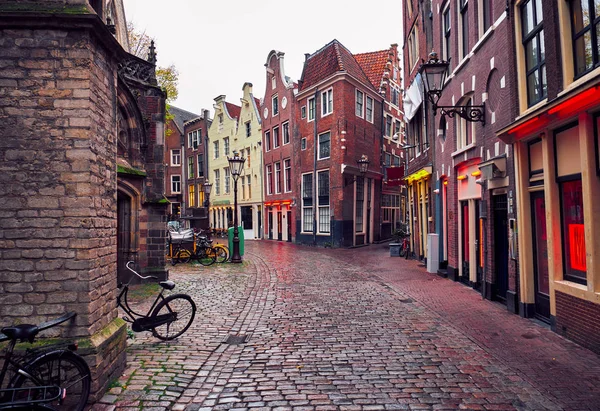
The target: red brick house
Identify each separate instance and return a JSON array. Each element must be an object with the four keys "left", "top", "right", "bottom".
[
  {"left": 261, "top": 50, "right": 298, "bottom": 242},
  {"left": 295, "top": 40, "right": 384, "bottom": 247}
]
